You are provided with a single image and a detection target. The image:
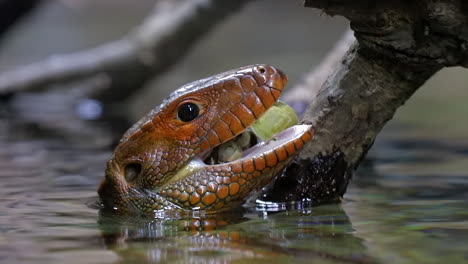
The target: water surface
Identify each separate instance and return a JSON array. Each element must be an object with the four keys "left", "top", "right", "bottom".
[{"left": 1, "top": 103, "right": 467, "bottom": 264}]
